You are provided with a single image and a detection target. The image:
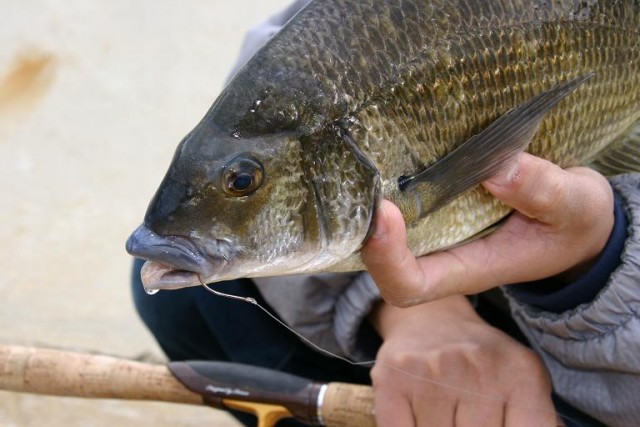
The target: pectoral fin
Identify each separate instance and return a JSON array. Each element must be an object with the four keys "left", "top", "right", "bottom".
[{"left": 396, "top": 73, "right": 594, "bottom": 224}]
